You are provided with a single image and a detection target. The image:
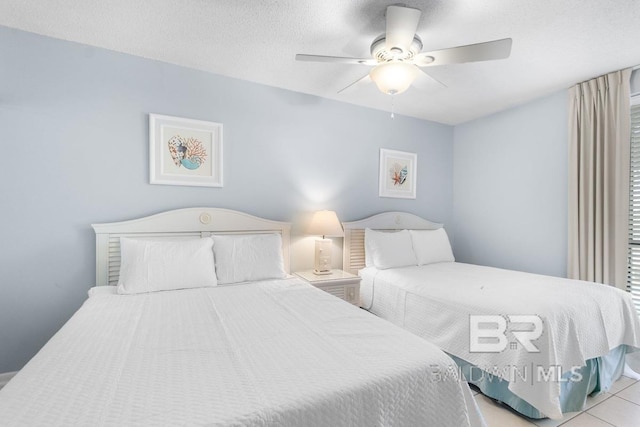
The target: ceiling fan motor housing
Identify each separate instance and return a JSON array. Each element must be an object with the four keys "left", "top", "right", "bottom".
[{"left": 370, "top": 34, "right": 423, "bottom": 62}]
